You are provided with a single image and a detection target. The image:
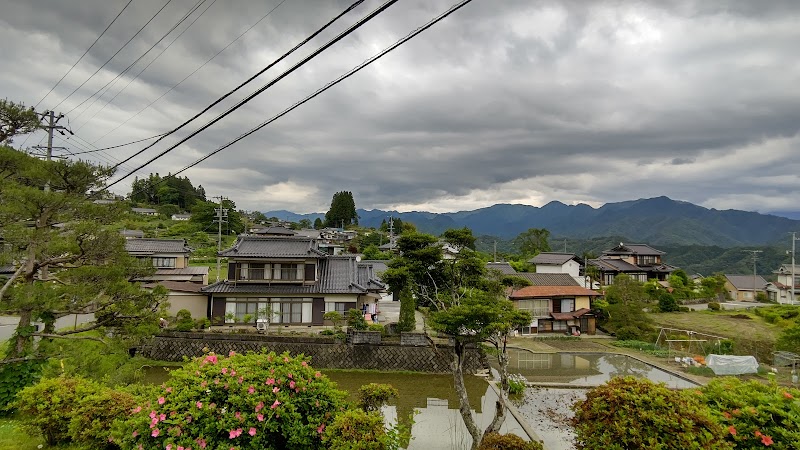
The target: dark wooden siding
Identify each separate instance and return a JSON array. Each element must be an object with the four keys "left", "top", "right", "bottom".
[
  {"left": 305, "top": 263, "right": 316, "bottom": 281},
  {"left": 227, "top": 263, "right": 236, "bottom": 281},
  {"left": 312, "top": 297, "right": 324, "bottom": 325},
  {"left": 211, "top": 296, "right": 226, "bottom": 321}
]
